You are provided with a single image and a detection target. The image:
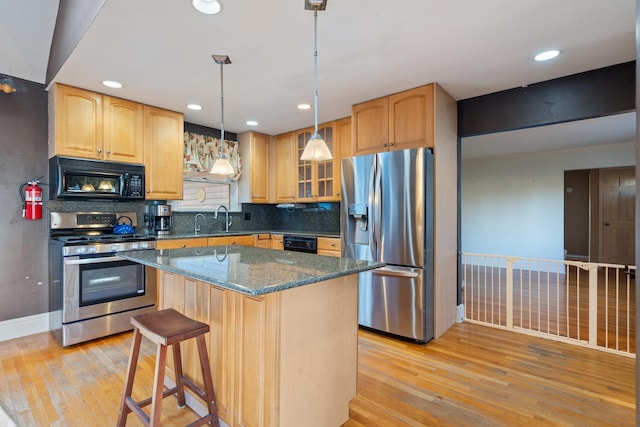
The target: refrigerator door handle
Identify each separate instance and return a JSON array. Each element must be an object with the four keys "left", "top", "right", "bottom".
[
  {"left": 368, "top": 155, "right": 378, "bottom": 255},
  {"left": 371, "top": 155, "right": 382, "bottom": 258},
  {"left": 373, "top": 268, "right": 420, "bottom": 279}
]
